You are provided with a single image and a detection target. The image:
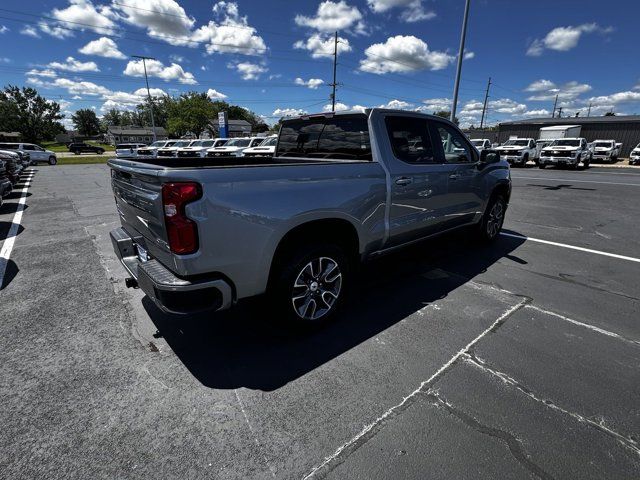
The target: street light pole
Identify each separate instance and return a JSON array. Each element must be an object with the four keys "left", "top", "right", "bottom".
[
  {"left": 132, "top": 55, "right": 157, "bottom": 142},
  {"left": 450, "top": 0, "right": 471, "bottom": 123}
]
